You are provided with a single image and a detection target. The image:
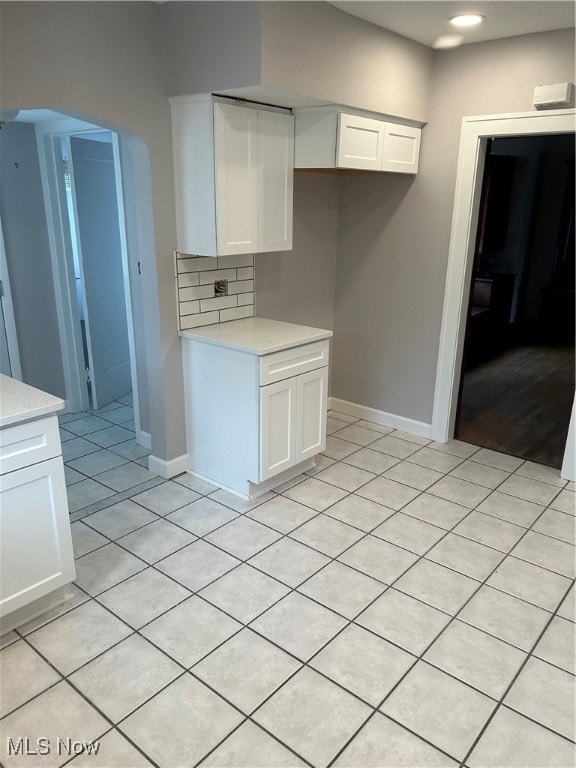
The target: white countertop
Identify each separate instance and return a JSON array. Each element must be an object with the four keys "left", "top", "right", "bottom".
[
  {"left": 179, "top": 317, "right": 332, "bottom": 355},
  {"left": 0, "top": 375, "right": 65, "bottom": 428}
]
